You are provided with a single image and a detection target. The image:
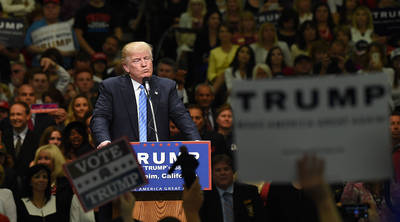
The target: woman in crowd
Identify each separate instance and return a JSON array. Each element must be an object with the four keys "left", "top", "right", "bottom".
[
  {"left": 62, "top": 121, "right": 94, "bottom": 162},
  {"left": 359, "top": 42, "right": 394, "bottom": 87},
  {"left": 232, "top": 11, "right": 257, "bottom": 46},
  {"left": 291, "top": 21, "right": 319, "bottom": 59},
  {"left": 223, "top": 0, "right": 242, "bottom": 33},
  {"left": 390, "top": 49, "right": 400, "bottom": 110},
  {"left": 0, "top": 165, "right": 16, "bottom": 222},
  {"left": 191, "top": 10, "right": 221, "bottom": 85},
  {"left": 266, "top": 46, "right": 290, "bottom": 77},
  {"left": 338, "top": 0, "right": 359, "bottom": 26},
  {"left": 213, "top": 44, "right": 255, "bottom": 103},
  {"left": 350, "top": 6, "right": 374, "bottom": 44},
  {"left": 277, "top": 7, "right": 299, "bottom": 48},
  {"left": 250, "top": 22, "right": 292, "bottom": 66},
  {"left": 65, "top": 94, "right": 92, "bottom": 125},
  {"left": 16, "top": 164, "right": 59, "bottom": 221},
  {"left": 313, "top": 3, "right": 335, "bottom": 42},
  {"left": 252, "top": 63, "right": 273, "bottom": 80},
  {"left": 32, "top": 144, "right": 74, "bottom": 222},
  {"left": 207, "top": 23, "right": 239, "bottom": 83},
  {"left": 39, "top": 126, "right": 63, "bottom": 147},
  {"left": 294, "top": 0, "right": 312, "bottom": 24},
  {"left": 215, "top": 104, "right": 235, "bottom": 156}
]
